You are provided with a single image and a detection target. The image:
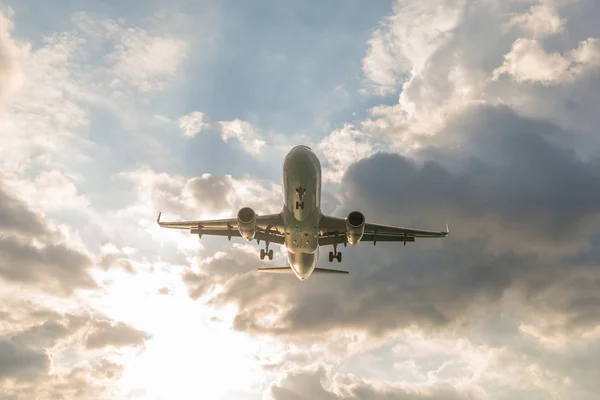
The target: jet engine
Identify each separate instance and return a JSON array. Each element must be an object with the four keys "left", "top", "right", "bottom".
[
  {"left": 237, "top": 207, "right": 257, "bottom": 241},
  {"left": 346, "top": 211, "right": 365, "bottom": 245}
]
